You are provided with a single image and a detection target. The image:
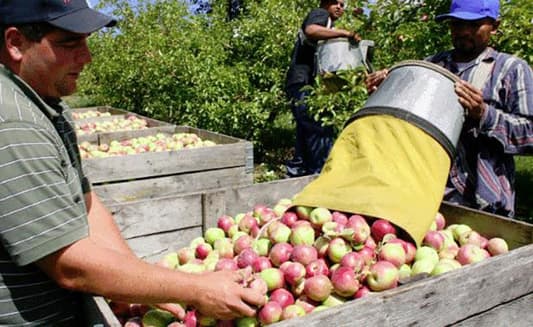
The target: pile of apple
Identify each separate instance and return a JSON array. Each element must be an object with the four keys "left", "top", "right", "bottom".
[
  {"left": 110, "top": 199, "right": 509, "bottom": 326},
  {"left": 79, "top": 132, "right": 217, "bottom": 159},
  {"left": 72, "top": 110, "right": 112, "bottom": 120},
  {"left": 76, "top": 115, "right": 149, "bottom": 136}
]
